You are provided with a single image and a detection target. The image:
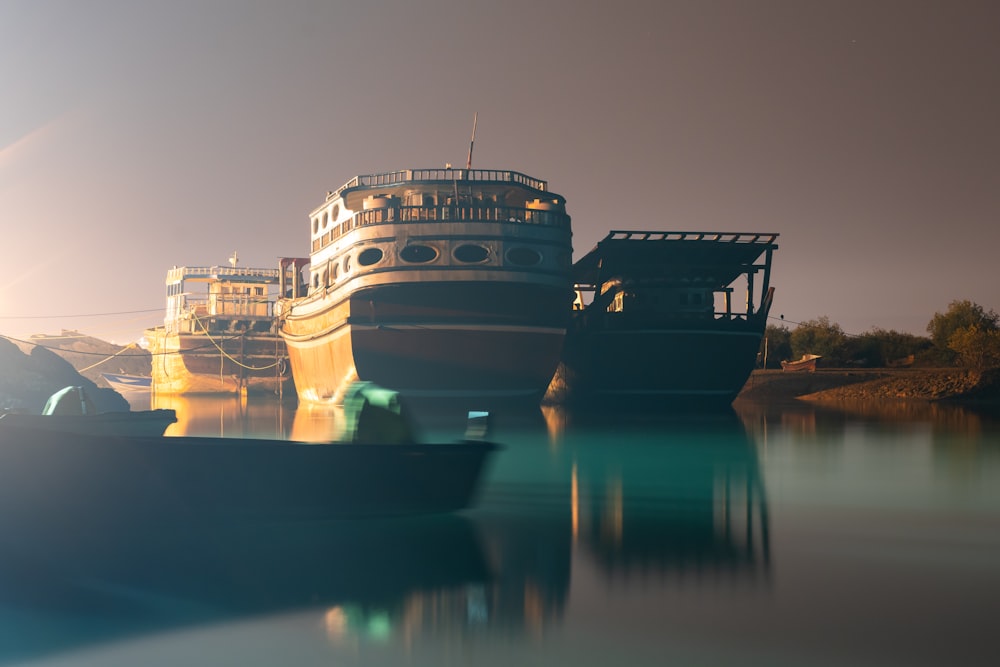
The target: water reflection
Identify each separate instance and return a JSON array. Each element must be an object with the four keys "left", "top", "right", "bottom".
[{"left": 0, "top": 515, "right": 487, "bottom": 664}]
